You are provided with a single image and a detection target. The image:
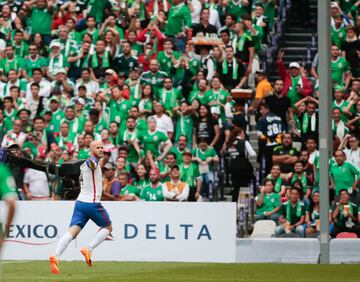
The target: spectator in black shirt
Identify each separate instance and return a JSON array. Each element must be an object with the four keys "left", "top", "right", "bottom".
[
  {"left": 232, "top": 18, "right": 254, "bottom": 75},
  {"left": 218, "top": 46, "right": 246, "bottom": 91},
  {"left": 192, "top": 8, "right": 218, "bottom": 38},
  {"left": 341, "top": 25, "right": 360, "bottom": 78},
  {"left": 264, "top": 79, "right": 293, "bottom": 129}
]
